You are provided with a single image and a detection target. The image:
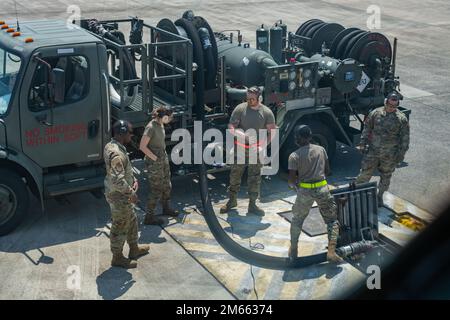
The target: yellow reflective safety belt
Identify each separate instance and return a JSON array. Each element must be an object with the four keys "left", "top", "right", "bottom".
[{"left": 298, "top": 180, "right": 327, "bottom": 189}]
